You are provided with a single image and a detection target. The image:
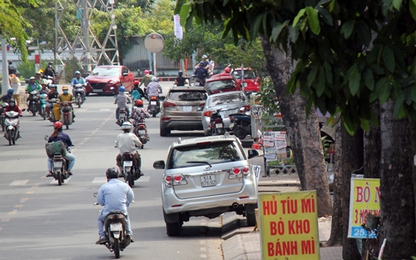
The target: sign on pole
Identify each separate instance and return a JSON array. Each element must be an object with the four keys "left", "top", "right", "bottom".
[{"left": 259, "top": 191, "right": 320, "bottom": 260}]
